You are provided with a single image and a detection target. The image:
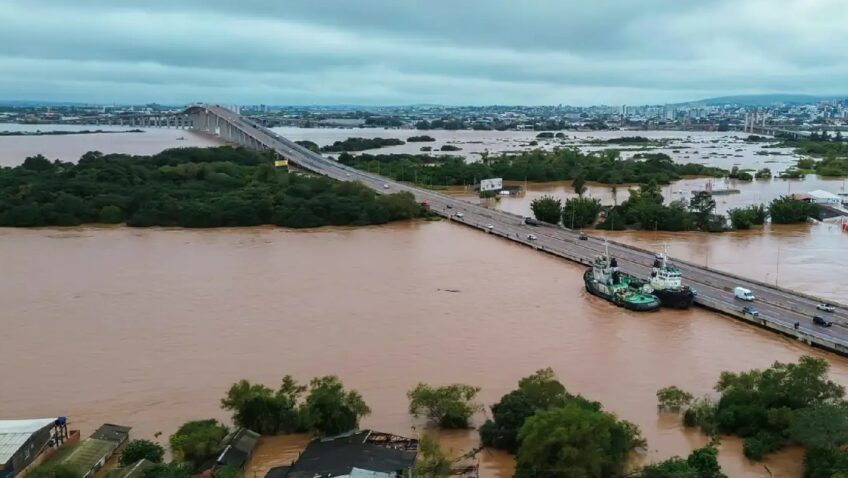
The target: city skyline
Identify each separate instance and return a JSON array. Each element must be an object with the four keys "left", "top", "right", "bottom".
[{"left": 1, "top": 0, "right": 847, "bottom": 105}]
